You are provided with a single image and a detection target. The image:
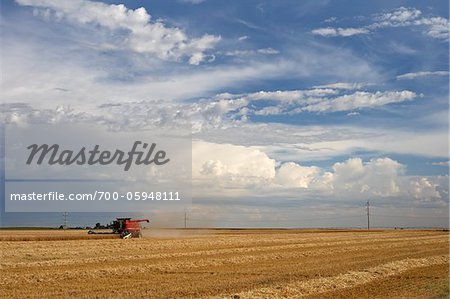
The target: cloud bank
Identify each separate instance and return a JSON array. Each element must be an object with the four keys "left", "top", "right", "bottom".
[{"left": 192, "top": 141, "right": 446, "bottom": 202}]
